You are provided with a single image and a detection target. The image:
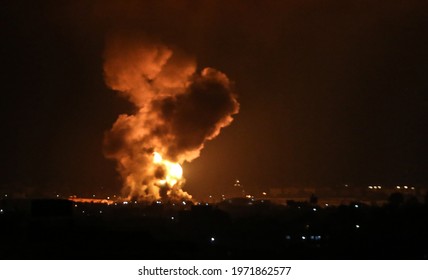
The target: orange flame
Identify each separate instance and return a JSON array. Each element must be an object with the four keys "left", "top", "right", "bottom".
[{"left": 152, "top": 152, "right": 183, "bottom": 188}]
